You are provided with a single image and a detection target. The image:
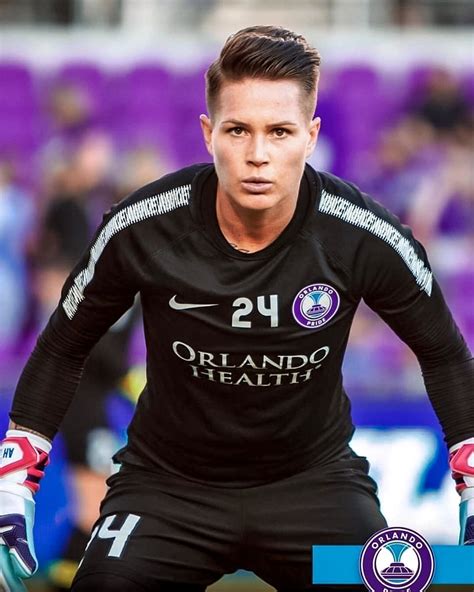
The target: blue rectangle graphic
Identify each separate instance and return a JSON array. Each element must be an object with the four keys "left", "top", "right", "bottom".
[{"left": 312, "top": 545, "right": 474, "bottom": 585}]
